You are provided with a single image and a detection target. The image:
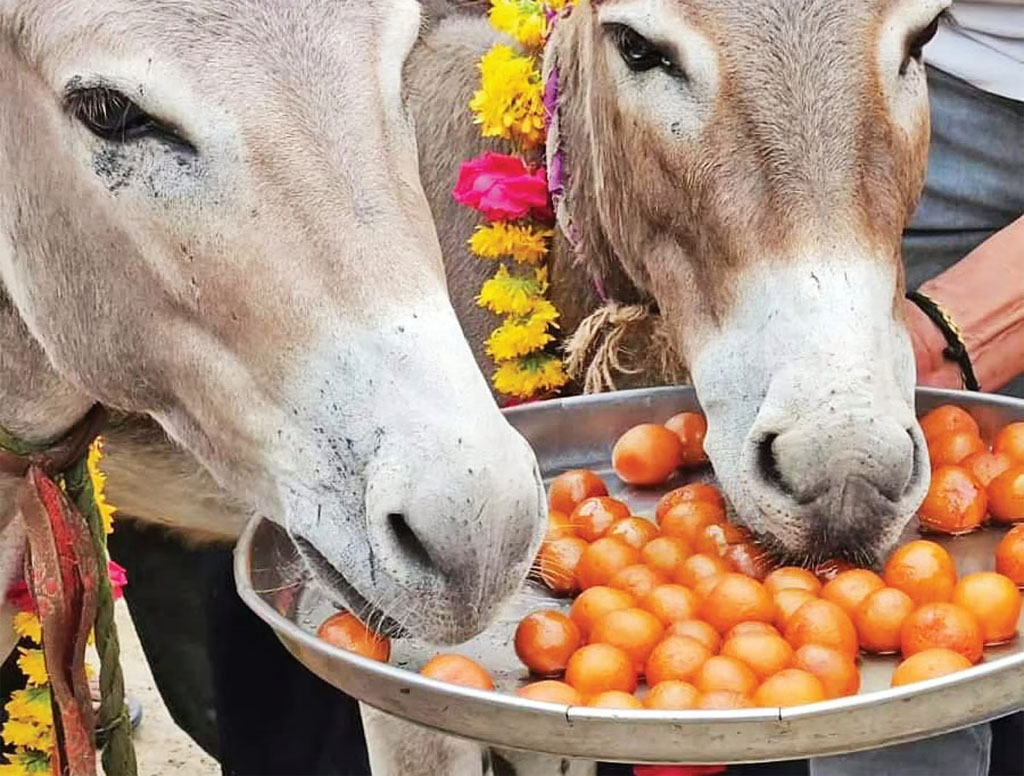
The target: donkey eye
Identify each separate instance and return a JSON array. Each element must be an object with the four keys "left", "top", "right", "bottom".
[
  {"left": 65, "top": 86, "right": 191, "bottom": 148},
  {"left": 900, "top": 13, "right": 942, "bottom": 75},
  {"left": 608, "top": 24, "right": 675, "bottom": 75}
]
